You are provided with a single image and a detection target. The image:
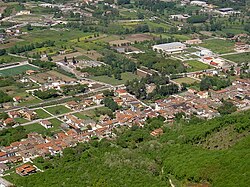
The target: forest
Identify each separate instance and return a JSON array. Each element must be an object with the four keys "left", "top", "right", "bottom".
[{"left": 4, "top": 110, "right": 250, "bottom": 187}]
